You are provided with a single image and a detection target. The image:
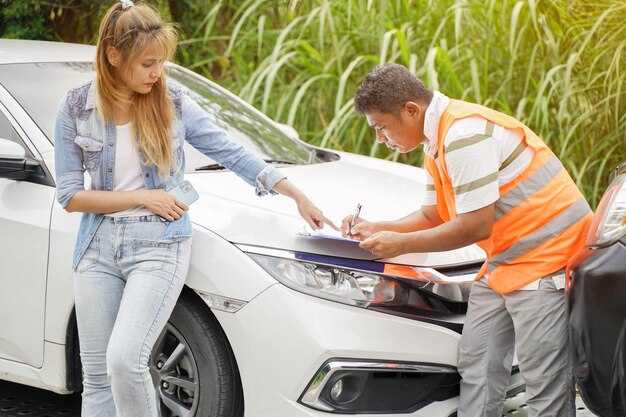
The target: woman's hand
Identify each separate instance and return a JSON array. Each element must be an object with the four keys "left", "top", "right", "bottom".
[
  {"left": 295, "top": 194, "right": 339, "bottom": 230},
  {"left": 340, "top": 215, "right": 378, "bottom": 240},
  {"left": 65, "top": 189, "right": 188, "bottom": 217},
  {"left": 271, "top": 178, "right": 338, "bottom": 230},
  {"left": 137, "top": 189, "right": 188, "bottom": 221}
]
